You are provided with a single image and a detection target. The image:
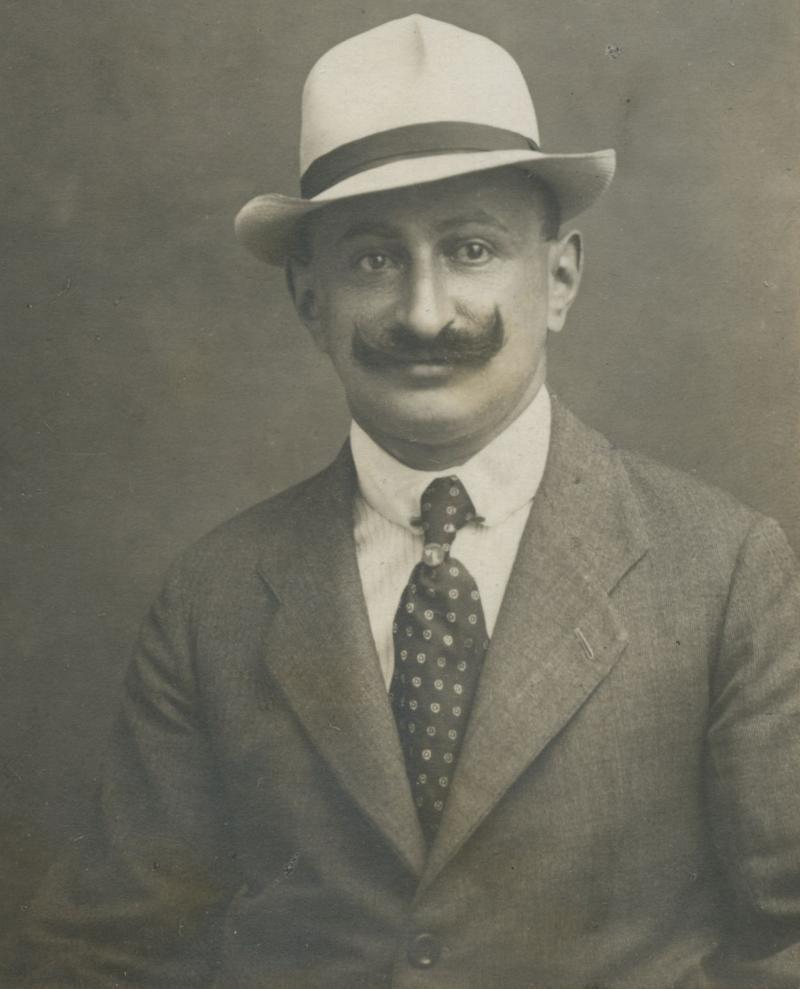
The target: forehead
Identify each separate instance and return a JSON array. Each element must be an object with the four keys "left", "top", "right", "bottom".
[{"left": 309, "top": 167, "right": 550, "bottom": 245}]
